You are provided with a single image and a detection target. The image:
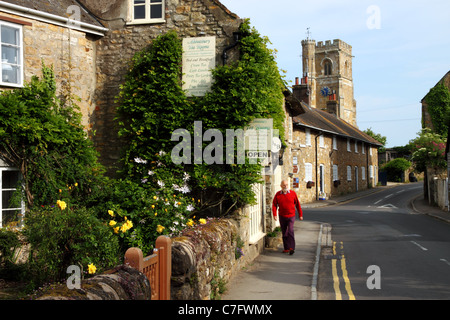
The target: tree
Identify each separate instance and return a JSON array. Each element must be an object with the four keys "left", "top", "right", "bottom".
[
  {"left": 382, "top": 158, "right": 411, "bottom": 182},
  {"left": 364, "top": 128, "right": 386, "bottom": 152}
]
